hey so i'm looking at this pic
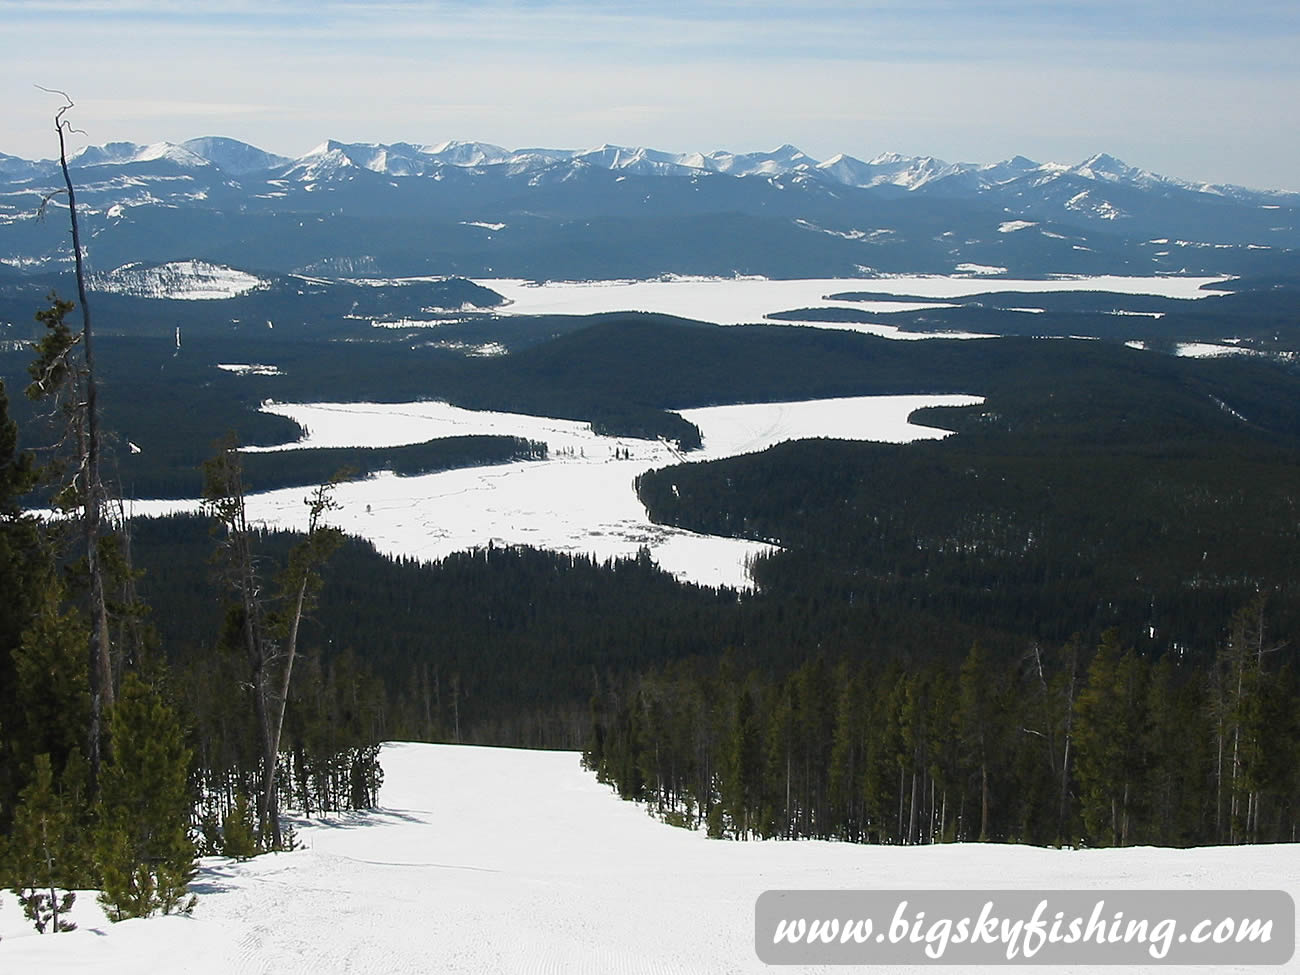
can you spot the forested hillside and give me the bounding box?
[113,329,1300,850]
[3,258,1299,943]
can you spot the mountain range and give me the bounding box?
[0,137,1296,281]
[18,136,1291,201]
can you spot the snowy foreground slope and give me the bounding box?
[4,743,1295,974]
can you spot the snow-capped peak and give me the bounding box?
[867,151,912,166]
[182,137,290,175]
[699,144,821,177]
[422,140,511,166]
[1074,152,1142,182]
[134,141,212,168]
[814,153,878,186]
[71,140,211,169]
[5,136,1290,206]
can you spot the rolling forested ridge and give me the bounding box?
[2,294,1300,923]
[2,124,1300,939]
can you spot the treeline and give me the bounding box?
[838,283,1300,351]
[9,303,1300,503]
[125,516,744,747]
[129,434,547,499]
[0,325,705,497]
[635,338,1300,657]
[587,604,1300,848]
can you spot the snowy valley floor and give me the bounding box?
[128,394,982,590]
[3,742,1296,974]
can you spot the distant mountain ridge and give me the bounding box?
[25,135,1292,202]
[0,136,1296,281]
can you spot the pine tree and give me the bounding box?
[827,663,865,841]
[220,792,258,860]
[1073,630,1149,846]
[925,667,960,844]
[95,671,197,920]
[1212,597,1283,844]
[723,682,762,838]
[10,581,90,791]
[0,378,47,829]
[1144,654,1211,846]
[763,680,796,839]
[6,754,81,934]
[958,643,1000,841]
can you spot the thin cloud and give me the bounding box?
[0,0,1296,188]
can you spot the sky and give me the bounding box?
[2,0,1297,190]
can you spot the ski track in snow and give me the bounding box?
[3,743,1296,974]
[127,395,983,589]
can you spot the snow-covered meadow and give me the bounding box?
[91,260,268,300]
[131,394,982,589]
[4,742,1294,974]
[123,271,1240,586]
[476,274,1230,339]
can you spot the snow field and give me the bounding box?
[129,395,982,589]
[4,742,1296,974]
[477,274,1230,340]
[92,260,267,300]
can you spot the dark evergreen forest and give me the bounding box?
[2,274,1299,938]
[112,316,1300,849]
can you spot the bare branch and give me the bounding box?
[35,84,73,111]
[36,188,69,223]
[34,86,87,137]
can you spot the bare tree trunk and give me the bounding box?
[48,92,113,789]
[784,751,791,839]
[896,766,905,844]
[263,480,342,844]
[980,763,990,842]
[451,673,461,743]
[1058,731,1072,843]
[907,769,919,844]
[262,572,307,847]
[1215,725,1225,842]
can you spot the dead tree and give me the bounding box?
[31,87,114,788]
[263,478,343,844]
[204,441,343,848]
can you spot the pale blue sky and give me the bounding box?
[3,0,1297,189]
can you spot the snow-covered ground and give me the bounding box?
[4,742,1294,974]
[217,363,285,376]
[476,274,1230,339]
[91,260,268,300]
[1174,342,1266,358]
[128,394,980,589]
